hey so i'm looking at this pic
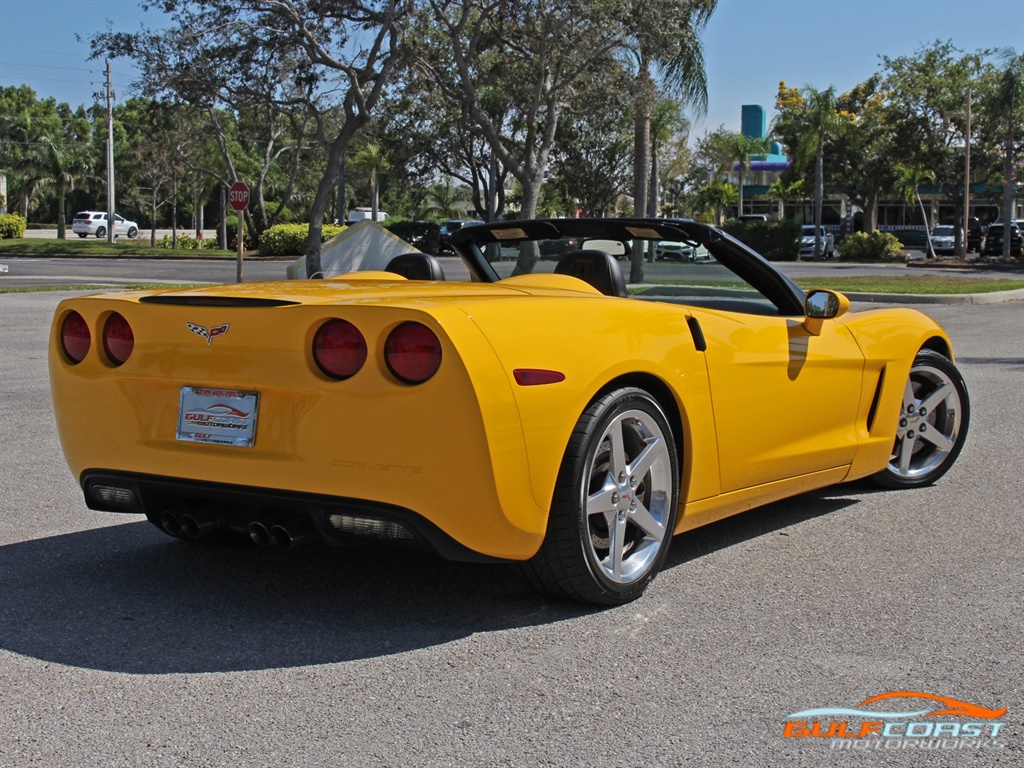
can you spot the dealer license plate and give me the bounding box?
[177,386,259,447]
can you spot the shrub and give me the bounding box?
[0,213,27,239]
[257,223,345,256]
[158,232,224,250]
[837,231,904,261]
[721,219,801,261]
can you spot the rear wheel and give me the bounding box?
[522,388,679,605]
[873,350,969,489]
[77,233,86,238]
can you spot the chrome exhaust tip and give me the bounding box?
[180,513,220,540]
[160,511,182,537]
[269,520,310,551]
[248,521,272,547]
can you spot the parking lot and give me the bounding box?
[0,291,1021,767]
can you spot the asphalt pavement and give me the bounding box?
[0,290,1022,767]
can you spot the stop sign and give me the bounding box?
[228,181,250,211]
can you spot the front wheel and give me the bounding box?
[872,350,969,489]
[521,388,680,605]
[95,226,106,239]
[127,226,138,239]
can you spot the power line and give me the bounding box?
[0,75,98,85]
[1,61,100,73]
[0,45,92,58]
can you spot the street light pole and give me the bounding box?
[105,59,116,245]
[961,87,971,260]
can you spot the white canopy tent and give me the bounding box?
[285,220,422,279]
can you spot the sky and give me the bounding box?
[1,0,1022,139]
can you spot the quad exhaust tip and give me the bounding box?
[248,520,308,550]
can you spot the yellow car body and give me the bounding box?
[48,218,969,604]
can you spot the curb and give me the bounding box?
[632,285,1024,305]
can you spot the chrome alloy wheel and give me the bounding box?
[886,354,967,482]
[582,408,674,585]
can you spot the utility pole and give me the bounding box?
[961,87,971,260]
[105,59,116,245]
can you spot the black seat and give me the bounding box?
[385,253,446,281]
[554,249,627,297]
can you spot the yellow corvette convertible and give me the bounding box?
[48,218,969,605]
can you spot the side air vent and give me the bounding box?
[866,367,886,432]
[139,296,299,307]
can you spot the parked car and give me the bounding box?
[737,214,768,223]
[981,221,1023,257]
[437,219,481,254]
[72,211,139,239]
[49,217,970,606]
[348,208,389,222]
[929,225,961,256]
[799,225,835,258]
[654,241,694,261]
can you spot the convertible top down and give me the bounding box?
[49,218,969,604]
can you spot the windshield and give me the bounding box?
[933,226,954,236]
[299,218,808,317]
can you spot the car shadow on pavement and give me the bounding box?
[0,490,860,675]
[665,490,860,569]
[0,520,584,674]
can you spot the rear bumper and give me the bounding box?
[83,470,513,563]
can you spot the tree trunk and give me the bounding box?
[737,163,744,217]
[629,65,652,286]
[647,143,659,218]
[511,178,543,276]
[813,140,824,260]
[632,65,654,220]
[171,168,178,249]
[916,193,935,258]
[150,188,158,248]
[337,155,347,224]
[1003,125,1015,258]
[56,181,67,239]
[219,183,227,249]
[370,171,379,221]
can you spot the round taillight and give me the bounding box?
[385,322,442,384]
[313,319,367,379]
[103,312,134,366]
[60,310,91,364]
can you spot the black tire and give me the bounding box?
[95,226,106,239]
[127,226,138,239]
[521,387,680,605]
[77,233,87,238]
[872,350,969,489]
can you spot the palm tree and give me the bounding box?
[693,180,737,226]
[990,49,1023,258]
[894,163,936,258]
[727,133,769,217]
[422,179,469,220]
[39,136,91,239]
[788,86,848,259]
[766,178,805,220]
[622,0,717,282]
[351,143,390,221]
[648,99,690,218]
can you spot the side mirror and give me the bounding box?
[803,289,850,335]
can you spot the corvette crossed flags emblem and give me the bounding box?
[187,322,230,345]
